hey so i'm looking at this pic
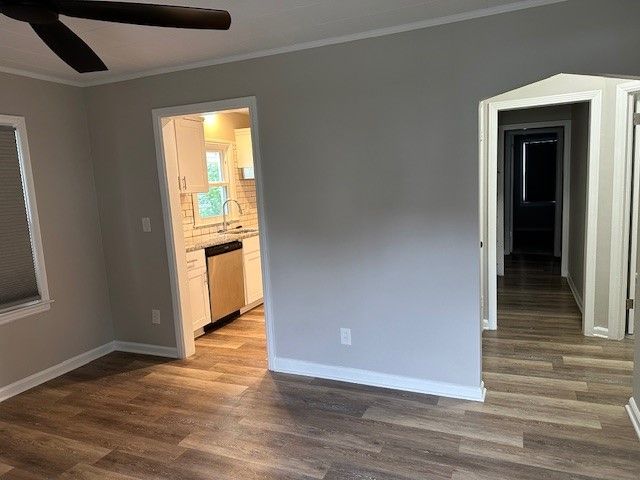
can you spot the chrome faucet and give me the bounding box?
[220,199,243,232]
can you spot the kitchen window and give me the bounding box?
[0,116,51,325]
[193,142,235,225]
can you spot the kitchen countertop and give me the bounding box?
[186,230,259,253]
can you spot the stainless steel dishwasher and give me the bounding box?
[205,241,245,322]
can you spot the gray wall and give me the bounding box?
[0,73,113,387]
[568,102,590,305]
[83,0,640,389]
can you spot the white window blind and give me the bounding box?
[0,125,40,310]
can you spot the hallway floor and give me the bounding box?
[0,281,638,479]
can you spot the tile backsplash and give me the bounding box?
[181,162,258,251]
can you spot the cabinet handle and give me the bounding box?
[182,177,187,190]
[178,175,182,191]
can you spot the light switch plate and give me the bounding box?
[152,309,161,325]
[142,217,152,233]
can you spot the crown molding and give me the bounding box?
[0,0,568,89]
[0,65,82,87]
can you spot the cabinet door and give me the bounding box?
[234,128,254,169]
[188,270,211,331]
[175,117,208,193]
[243,250,263,305]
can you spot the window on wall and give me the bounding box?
[0,117,50,325]
[193,143,234,224]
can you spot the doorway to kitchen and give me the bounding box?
[152,97,274,365]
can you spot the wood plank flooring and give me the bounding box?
[0,257,638,479]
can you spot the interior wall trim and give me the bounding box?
[626,397,640,441]
[566,274,584,314]
[591,326,609,338]
[0,340,178,403]
[272,357,487,402]
[0,342,115,402]
[112,341,178,358]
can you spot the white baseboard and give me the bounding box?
[566,275,584,314]
[482,318,489,330]
[0,342,115,402]
[241,298,264,314]
[272,357,486,402]
[626,397,640,441]
[113,341,178,358]
[0,340,178,403]
[591,326,609,338]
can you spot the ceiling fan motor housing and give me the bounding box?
[0,1,59,24]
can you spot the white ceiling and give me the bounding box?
[0,0,565,86]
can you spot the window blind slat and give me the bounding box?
[0,126,39,308]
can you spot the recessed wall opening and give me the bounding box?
[479,74,639,422]
[152,97,274,363]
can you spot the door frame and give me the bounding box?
[609,81,640,339]
[626,101,639,336]
[151,96,276,363]
[498,122,571,277]
[480,91,602,334]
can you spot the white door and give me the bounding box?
[175,117,208,193]
[628,100,640,335]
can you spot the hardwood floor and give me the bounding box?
[0,261,638,479]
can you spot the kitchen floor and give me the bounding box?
[0,295,638,478]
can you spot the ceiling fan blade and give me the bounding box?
[30,20,107,73]
[54,1,231,30]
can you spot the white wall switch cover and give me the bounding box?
[152,309,161,324]
[340,328,351,346]
[142,217,152,232]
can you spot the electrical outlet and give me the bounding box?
[142,217,152,233]
[152,309,161,325]
[340,328,351,346]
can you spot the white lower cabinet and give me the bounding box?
[186,250,211,332]
[242,236,264,305]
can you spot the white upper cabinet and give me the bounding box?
[169,117,208,193]
[234,128,254,169]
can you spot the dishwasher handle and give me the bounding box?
[205,240,242,257]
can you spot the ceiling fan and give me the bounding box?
[0,1,231,73]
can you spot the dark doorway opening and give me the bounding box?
[510,132,560,256]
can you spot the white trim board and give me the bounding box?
[0,342,114,402]
[113,341,178,358]
[0,341,178,403]
[566,275,584,314]
[272,357,487,402]
[626,397,640,441]
[0,0,568,88]
[591,326,609,338]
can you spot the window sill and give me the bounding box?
[0,299,54,326]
